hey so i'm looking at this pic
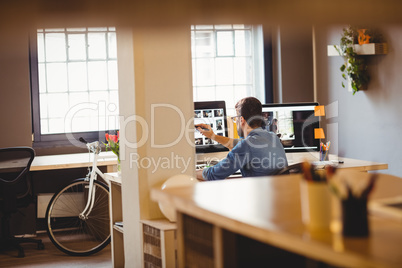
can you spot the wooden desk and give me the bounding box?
[31,152,117,219]
[197,151,388,172]
[0,151,118,235]
[31,151,118,171]
[286,152,388,172]
[151,173,402,268]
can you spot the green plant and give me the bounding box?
[104,132,120,163]
[335,26,370,95]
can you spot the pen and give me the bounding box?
[360,174,377,199]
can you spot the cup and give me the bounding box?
[300,180,332,230]
[341,197,369,237]
[320,149,329,161]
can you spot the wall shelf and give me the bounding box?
[327,43,388,56]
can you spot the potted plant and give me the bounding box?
[105,132,120,172]
[335,26,370,95]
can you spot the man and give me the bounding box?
[195,97,288,181]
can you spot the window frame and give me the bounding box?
[29,28,118,148]
[191,24,273,115]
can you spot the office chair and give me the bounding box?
[273,163,303,175]
[0,147,44,257]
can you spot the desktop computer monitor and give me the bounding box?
[194,101,229,154]
[262,102,320,152]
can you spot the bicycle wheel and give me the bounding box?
[46,178,111,256]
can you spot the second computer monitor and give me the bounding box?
[262,102,320,152]
[194,101,229,153]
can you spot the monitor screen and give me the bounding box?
[262,102,320,152]
[194,101,229,153]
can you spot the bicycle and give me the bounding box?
[45,138,112,256]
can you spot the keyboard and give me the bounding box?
[196,162,241,175]
[196,160,219,170]
[195,164,208,170]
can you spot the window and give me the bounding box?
[191,25,265,116]
[30,27,119,144]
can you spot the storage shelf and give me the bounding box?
[328,43,388,56]
[141,219,177,268]
[114,224,124,234]
[105,173,124,268]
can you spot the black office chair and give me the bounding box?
[0,147,44,257]
[272,163,303,175]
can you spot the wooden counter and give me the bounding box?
[197,151,388,172]
[151,173,402,268]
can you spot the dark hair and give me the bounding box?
[235,97,263,128]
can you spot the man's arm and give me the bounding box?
[195,123,235,150]
[196,169,205,181]
[201,146,245,181]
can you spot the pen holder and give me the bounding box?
[320,149,329,161]
[341,197,369,237]
[300,180,332,231]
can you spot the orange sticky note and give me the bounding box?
[314,105,325,116]
[314,128,325,139]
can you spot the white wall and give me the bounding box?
[315,25,402,176]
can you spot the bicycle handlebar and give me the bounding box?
[79,137,101,154]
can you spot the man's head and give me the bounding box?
[235,97,263,128]
[234,97,263,138]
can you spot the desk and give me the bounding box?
[1,151,118,235]
[151,173,402,268]
[31,152,117,219]
[197,151,388,172]
[31,151,117,171]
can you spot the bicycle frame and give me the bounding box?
[79,141,114,220]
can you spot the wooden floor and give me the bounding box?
[0,232,112,267]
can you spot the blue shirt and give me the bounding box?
[202,128,288,180]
